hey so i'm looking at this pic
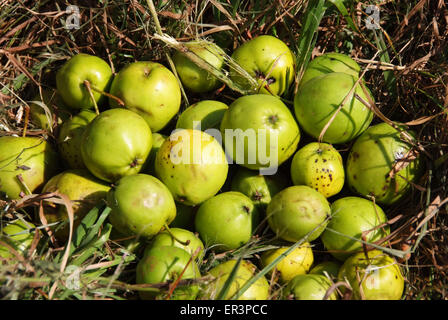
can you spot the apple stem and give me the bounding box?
[83,80,100,115]
[163,224,191,246]
[88,84,126,107]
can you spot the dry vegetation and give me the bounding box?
[0,0,447,300]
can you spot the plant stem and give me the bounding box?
[145,0,190,107]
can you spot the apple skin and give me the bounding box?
[81,108,152,183]
[320,197,390,261]
[290,142,344,198]
[142,132,166,175]
[283,274,338,300]
[0,136,59,200]
[346,122,421,205]
[145,227,204,260]
[58,110,97,169]
[107,174,176,239]
[299,52,361,87]
[309,261,341,278]
[266,185,331,242]
[173,41,225,93]
[294,72,374,144]
[136,245,201,300]
[205,259,270,300]
[155,129,228,206]
[176,100,228,131]
[230,166,288,211]
[231,35,295,96]
[29,88,70,130]
[194,191,259,252]
[56,53,113,110]
[260,243,314,283]
[42,169,111,239]
[109,61,181,132]
[0,219,36,259]
[338,250,404,300]
[220,94,300,171]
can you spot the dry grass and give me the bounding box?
[0,0,447,300]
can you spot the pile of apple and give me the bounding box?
[0,35,421,300]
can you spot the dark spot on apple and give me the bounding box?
[266,77,276,85]
[329,174,333,181]
[243,205,250,213]
[253,190,263,201]
[130,158,139,168]
[268,114,278,125]
[353,174,357,180]
[323,159,327,163]
[314,159,318,163]
[352,152,360,160]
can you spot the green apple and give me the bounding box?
[321,197,390,261]
[41,169,111,239]
[290,142,344,198]
[283,274,338,300]
[195,191,259,252]
[29,88,69,131]
[173,41,225,93]
[56,53,113,109]
[294,72,374,144]
[176,100,228,130]
[145,227,204,260]
[0,136,59,200]
[260,243,314,283]
[109,61,181,132]
[346,122,421,205]
[231,35,295,96]
[155,129,228,206]
[81,108,152,182]
[143,132,166,175]
[0,219,36,259]
[220,94,300,171]
[299,52,360,87]
[230,166,288,210]
[267,185,331,242]
[107,174,176,238]
[206,259,269,300]
[338,250,404,300]
[58,110,97,169]
[309,261,341,278]
[136,245,201,300]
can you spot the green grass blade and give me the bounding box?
[373,29,398,97]
[294,0,327,91]
[215,256,242,300]
[327,0,359,33]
